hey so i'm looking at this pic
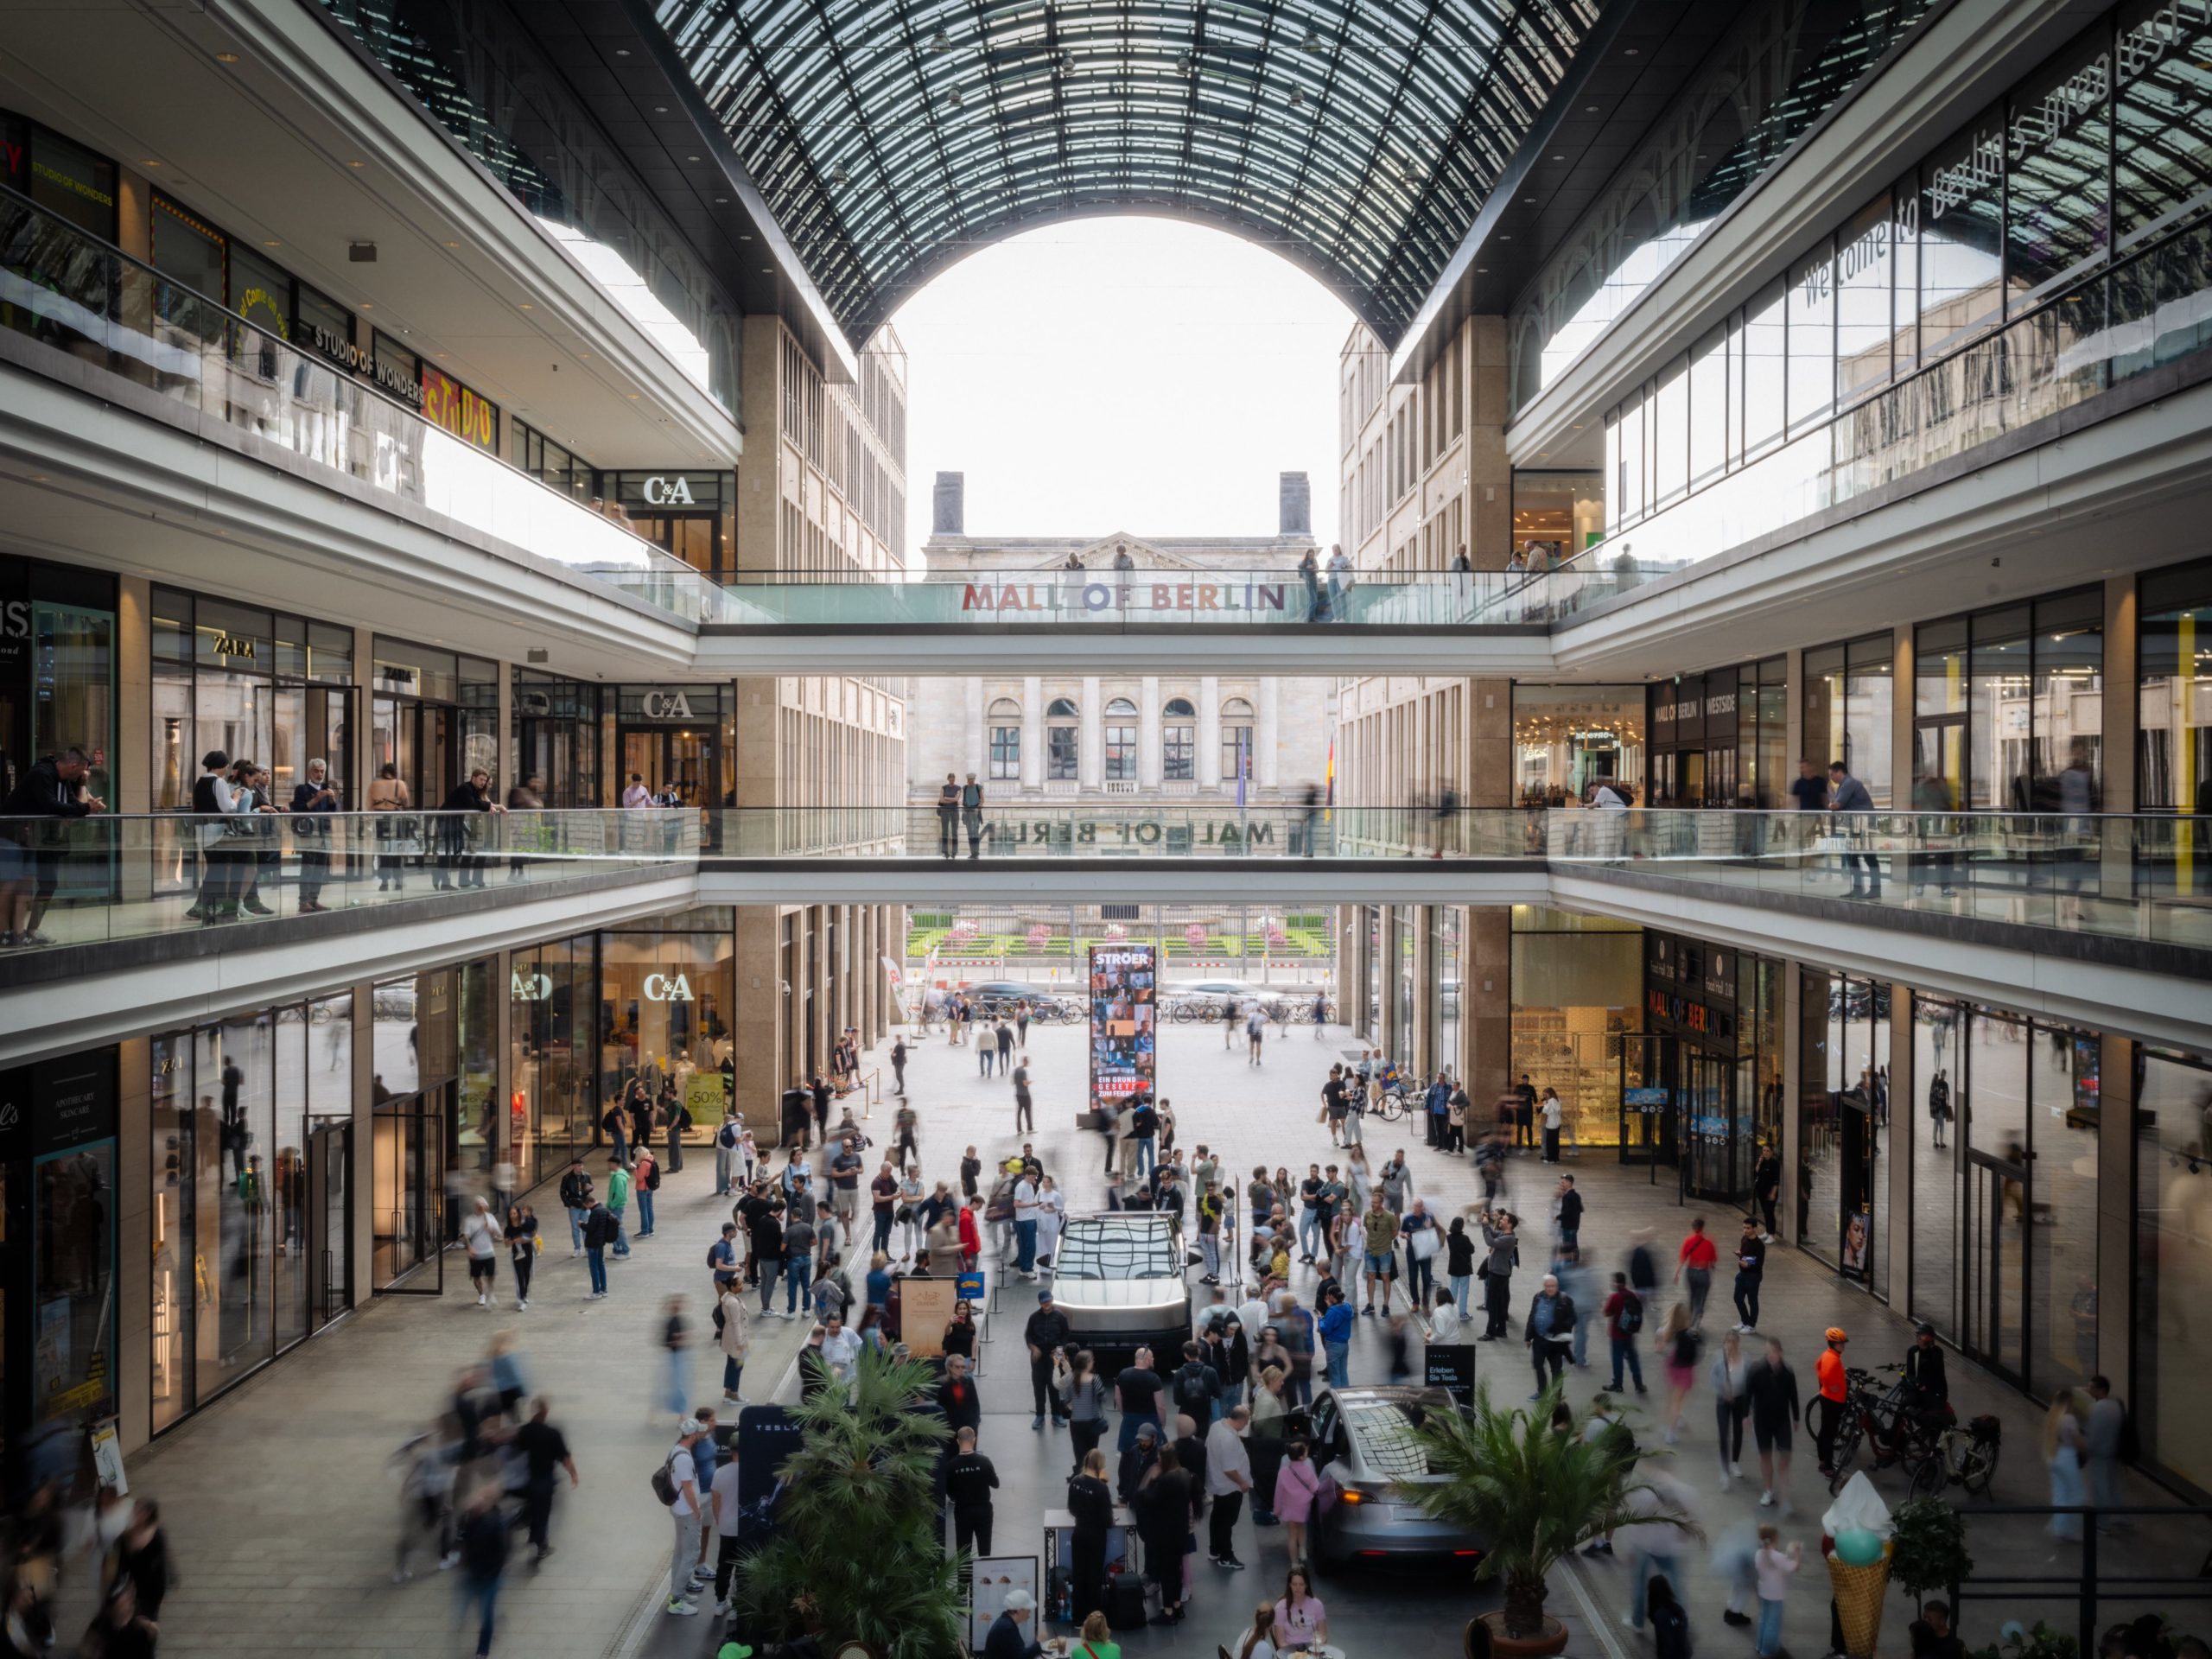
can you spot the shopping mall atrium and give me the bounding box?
[1,0,2209,1654]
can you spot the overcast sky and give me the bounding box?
[889,217,1352,563]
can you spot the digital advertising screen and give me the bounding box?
[1088,944,1156,1116]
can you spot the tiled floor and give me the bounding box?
[75,1013,2188,1659]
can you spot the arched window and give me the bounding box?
[1221,696,1255,782]
[1046,696,1078,779]
[1104,697,1138,780]
[988,697,1021,780]
[1162,696,1196,780]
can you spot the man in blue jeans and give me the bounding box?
[1604,1273,1648,1394]
[780,1212,816,1315]
[1318,1287,1354,1386]
[582,1199,615,1298]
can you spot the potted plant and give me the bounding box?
[733,1349,963,1658]
[1414,1382,1691,1657]
[1890,1496,1974,1608]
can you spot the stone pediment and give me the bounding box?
[1039,535,1208,572]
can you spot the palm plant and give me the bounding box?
[1412,1382,1694,1639]
[732,1347,963,1658]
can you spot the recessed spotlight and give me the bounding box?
[655,105,669,112]
[214,51,240,63]
[519,302,534,309]
[626,391,640,399]
[142,158,161,168]
[1624,46,1640,54]
[444,239,460,248]
[346,159,365,168]
[687,154,701,162]
[616,47,630,55]
[715,196,728,204]
[263,238,282,246]
[760,267,772,273]
[359,302,373,309]
[1498,234,1512,241]
[1552,155,1565,162]
[435,351,448,358]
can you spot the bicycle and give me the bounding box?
[1827,1363,1949,1493]
[1908,1410,2002,1498]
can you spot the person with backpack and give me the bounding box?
[654,1418,708,1616]
[1605,1272,1649,1394]
[712,1112,742,1197]
[1173,1339,1223,1431]
[558,1160,594,1257]
[663,1090,690,1173]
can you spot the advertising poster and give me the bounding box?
[966,1555,1039,1652]
[1088,944,1156,1117]
[734,1405,804,1551]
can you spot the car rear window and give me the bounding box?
[1054,1219,1182,1281]
[1344,1396,1456,1479]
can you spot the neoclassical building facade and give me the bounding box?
[906,475,1336,806]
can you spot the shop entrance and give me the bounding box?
[1681,1051,1747,1201]
[371,1097,442,1294]
[373,696,455,807]
[1963,1150,2029,1386]
[307,1122,352,1329]
[620,727,717,808]
[1618,1033,1679,1173]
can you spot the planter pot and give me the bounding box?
[1467,1611,1570,1659]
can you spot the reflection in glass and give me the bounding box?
[2136,1048,2212,1491]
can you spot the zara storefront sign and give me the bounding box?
[643,972,694,1002]
[961,580,1288,615]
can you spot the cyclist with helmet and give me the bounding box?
[1815,1328,1850,1477]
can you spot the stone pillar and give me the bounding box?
[1470,316,1511,568]
[1198,677,1222,788]
[1886,986,1914,1309]
[1139,677,1162,786]
[117,1036,151,1453]
[1781,963,1805,1246]
[1021,677,1044,790]
[2097,1033,2134,1389]
[1410,906,1435,1076]
[1258,678,1281,788]
[1783,648,1806,781]
[1467,907,1510,1113]
[116,577,151,816]
[735,906,785,1143]
[1891,633,1916,814]
[810,905,831,1082]
[963,677,985,781]
[1471,680,1511,805]
[1080,677,1103,789]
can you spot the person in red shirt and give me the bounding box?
[1815,1327,1850,1475]
[1674,1216,1720,1330]
[957,1201,983,1272]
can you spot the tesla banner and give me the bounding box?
[1089,944,1156,1118]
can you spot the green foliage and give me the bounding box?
[1889,1497,1973,1602]
[1967,1622,2081,1659]
[1411,1382,1698,1639]
[732,1350,962,1659]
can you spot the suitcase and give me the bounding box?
[1105,1574,1150,1632]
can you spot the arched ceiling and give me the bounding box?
[654,0,1603,345]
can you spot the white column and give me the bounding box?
[1080,676,1103,789]
[1198,677,1222,788]
[1021,676,1044,790]
[963,677,984,779]
[1139,677,1162,786]
[1259,677,1281,788]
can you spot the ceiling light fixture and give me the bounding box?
[346,159,365,168]
[215,51,240,63]
[444,239,461,248]
[519,302,534,309]
[263,238,281,246]
[142,159,161,168]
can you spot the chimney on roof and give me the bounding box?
[1280,472,1311,537]
[932,472,964,536]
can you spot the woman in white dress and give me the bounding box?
[1034,1175,1066,1271]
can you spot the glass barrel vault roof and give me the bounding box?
[654,0,1602,343]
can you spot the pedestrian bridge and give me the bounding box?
[3,808,2203,1063]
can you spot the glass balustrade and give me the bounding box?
[0,185,695,602]
[0,810,696,951]
[3,807,2202,960]
[1558,217,2212,593]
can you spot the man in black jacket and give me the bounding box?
[944,1425,1000,1554]
[1554,1175,1584,1255]
[6,745,103,943]
[434,767,504,890]
[289,757,340,912]
[938,1352,982,1440]
[1745,1337,1802,1514]
[557,1160,594,1257]
[1172,1339,1222,1430]
[1025,1289,1073,1430]
[581,1199,616,1299]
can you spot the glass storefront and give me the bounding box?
[2136,1046,2212,1496]
[149,589,353,811]
[0,556,116,806]
[1512,684,1646,805]
[1430,907,1462,1079]
[1641,933,1783,1201]
[1649,658,1788,807]
[371,639,497,808]
[2139,556,2212,814]
[601,910,734,1144]
[600,473,736,582]
[1797,971,1891,1294]
[0,1049,119,1455]
[512,671,601,809]
[371,968,459,1288]
[1510,907,1641,1149]
[510,932,598,1190]
[1913,590,2103,814]
[149,996,351,1433]
[1910,1000,2101,1399]
[1510,470,1606,563]
[1804,632,1895,806]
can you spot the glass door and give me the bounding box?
[307,1122,352,1328]
[1963,1151,2029,1384]
[1681,1051,1742,1199]
[371,1100,442,1293]
[1913,719,1966,814]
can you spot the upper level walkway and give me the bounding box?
[5,806,2205,1062]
